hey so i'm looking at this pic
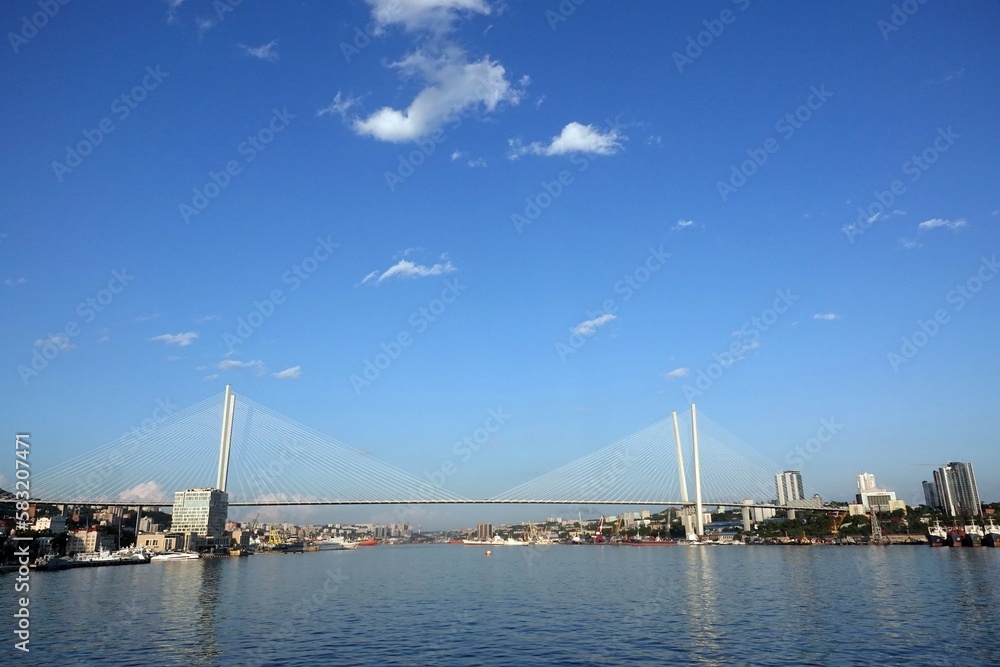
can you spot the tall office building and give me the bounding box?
[922,480,940,509]
[170,488,229,538]
[933,462,982,517]
[856,472,878,494]
[775,470,805,505]
[476,523,493,540]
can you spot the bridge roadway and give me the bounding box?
[6,498,843,513]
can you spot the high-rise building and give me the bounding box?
[933,462,982,517]
[922,480,940,509]
[170,488,229,538]
[856,472,878,494]
[775,471,805,505]
[476,523,493,540]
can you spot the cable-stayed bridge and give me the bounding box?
[23,387,807,534]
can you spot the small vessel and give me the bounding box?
[150,551,201,561]
[944,526,965,547]
[357,539,377,547]
[982,519,1000,548]
[962,523,984,547]
[621,538,678,547]
[927,520,947,547]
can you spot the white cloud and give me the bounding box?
[151,332,198,347]
[218,359,265,374]
[918,218,967,231]
[509,121,624,159]
[317,91,359,118]
[361,258,457,285]
[352,53,524,142]
[665,367,689,379]
[451,149,466,160]
[119,480,166,502]
[203,374,219,381]
[166,0,187,24]
[813,313,840,321]
[196,17,216,37]
[240,40,279,62]
[4,277,26,286]
[673,219,695,232]
[572,313,616,336]
[34,335,74,351]
[467,157,486,168]
[195,314,221,323]
[899,237,922,250]
[135,312,160,322]
[367,0,490,33]
[273,366,302,380]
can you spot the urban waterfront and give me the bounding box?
[5,544,999,666]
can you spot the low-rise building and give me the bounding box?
[67,528,116,554]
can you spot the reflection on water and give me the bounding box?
[4,545,999,666]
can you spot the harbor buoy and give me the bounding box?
[485,550,492,556]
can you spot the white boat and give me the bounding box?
[150,551,201,561]
[316,537,358,551]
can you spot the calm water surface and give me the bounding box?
[4,544,999,666]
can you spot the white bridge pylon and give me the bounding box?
[28,389,783,514]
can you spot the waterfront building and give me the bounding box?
[135,532,185,552]
[933,462,983,517]
[33,515,67,533]
[775,471,805,505]
[922,480,940,509]
[67,527,116,554]
[476,523,493,540]
[170,488,229,549]
[856,472,877,494]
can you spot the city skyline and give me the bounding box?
[2,2,999,528]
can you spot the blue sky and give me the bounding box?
[2,0,999,527]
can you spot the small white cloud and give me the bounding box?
[353,54,524,143]
[673,219,695,232]
[367,0,491,33]
[317,91,359,118]
[203,374,219,381]
[899,237,922,250]
[151,332,198,347]
[3,277,26,286]
[239,40,279,62]
[272,366,302,380]
[451,150,466,161]
[572,313,616,337]
[813,313,840,321]
[196,17,216,37]
[918,218,967,231]
[34,335,74,351]
[467,157,487,168]
[510,121,624,159]
[135,312,160,322]
[218,359,265,374]
[119,480,165,503]
[166,0,187,24]
[647,135,662,146]
[665,367,689,379]
[195,314,221,323]
[361,258,457,285]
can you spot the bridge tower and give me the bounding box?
[672,410,693,539]
[215,384,236,492]
[691,403,705,537]
[673,404,706,539]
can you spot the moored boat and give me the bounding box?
[982,519,1000,548]
[962,523,984,547]
[357,539,377,547]
[927,520,947,547]
[150,551,200,561]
